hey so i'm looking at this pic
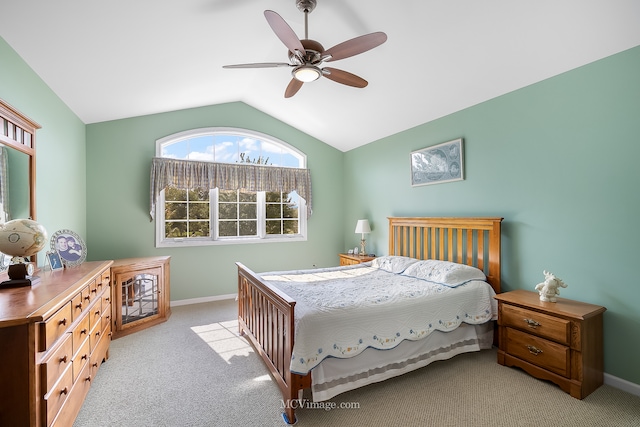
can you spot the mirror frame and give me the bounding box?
[0,98,39,265]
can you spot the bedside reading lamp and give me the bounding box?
[354,219,371,256]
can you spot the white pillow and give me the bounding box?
[371,256,419,273]
[401,259,486,287]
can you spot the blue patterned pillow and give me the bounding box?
[371,256,419,273]
[401,259,485,287]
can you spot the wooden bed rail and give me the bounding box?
[388,217,503,293]
[236,262,310,424]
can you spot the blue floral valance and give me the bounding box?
[149,157,312,220]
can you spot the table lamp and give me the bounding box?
[354,219,371,256]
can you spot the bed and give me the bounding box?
[237,217,503,424]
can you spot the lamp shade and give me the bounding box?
[354,219,371,234]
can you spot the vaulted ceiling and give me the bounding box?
[2,1,639,151]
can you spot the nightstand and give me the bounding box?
[339,253,375,266]
[495,289,606,399]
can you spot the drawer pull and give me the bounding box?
[81,328,88,335]
[95,310,101,316]
[59,355,68,364]
[84,295,91,301]
[58,318,67,326]
[81,354,88,360]
[527,345,543,356]
[85,375,92,383]
[60,387,68,396]
[75,302,83,310]
[523,318,540,328]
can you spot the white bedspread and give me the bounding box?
[259,263,497,375]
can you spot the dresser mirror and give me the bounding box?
[0,98,39,272]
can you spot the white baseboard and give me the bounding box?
[170,293,237,307]
[605,373,640,397]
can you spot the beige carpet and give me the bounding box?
[74,299,640,427]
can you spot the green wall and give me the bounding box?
[0,37,87,259]
[343,46,640,385]
[85,103,345,300]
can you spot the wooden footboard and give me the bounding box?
[236,262,311,424]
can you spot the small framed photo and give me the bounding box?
[411,138,464,186]
[47,251,64,271]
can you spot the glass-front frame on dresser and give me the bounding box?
[110,256,171,339]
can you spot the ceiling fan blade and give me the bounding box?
[264,10,306,56]
[323,32,387,62]
[223,62,292,69]
[322,67,368,88]
[285,79,304,98]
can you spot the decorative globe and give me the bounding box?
[0,219,48,258]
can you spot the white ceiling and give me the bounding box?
[1,1,639,152]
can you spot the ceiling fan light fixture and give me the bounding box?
[292,65,322,82]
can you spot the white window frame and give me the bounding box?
[155,127,308,248]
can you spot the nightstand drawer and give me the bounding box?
[502,304,570,344]
[505,327,570,377]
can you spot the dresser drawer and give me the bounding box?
[40,302,73,352]
[501,304,570,345]
[505,327,570,377]
[41,333,73,394]
[101,285,111,309]
[72,338,91,383]
[72,313,90,355]
[102,303,112,332]
[71,286,90,321]
[89,317,103,352]
[89,301,103,330]
[43,363,74,427]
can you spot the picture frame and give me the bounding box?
[410,138,464,186]
[46,251,64,271]
[50,229,87,267]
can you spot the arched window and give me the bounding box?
[152,128,309,247]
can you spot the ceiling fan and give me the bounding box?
[222,0,387,98]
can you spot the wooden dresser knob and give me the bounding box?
[59,318,67,326]
[60,387,68,396]
[59,355,67,364]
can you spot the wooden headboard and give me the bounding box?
[388,217,503,293]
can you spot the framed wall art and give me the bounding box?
[410,138,464,186]
[50,229,87,267]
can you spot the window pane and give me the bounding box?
[219,204,238,219]
[283,202,298,219]
[265,191,282,203]
[188,187,209,201]
[219,190,237,202]
[239,220,257,236]
[166,222,187,238]
[266,204,281,219]
[266,220,281,235]
[189,221,210,237]
[283,220,298,234]
[165,187,187,202]
[239,203,256,219]
[166,202,187,220]
[219,221,237,237]
[239,191,257,202]
[189,202,210,219]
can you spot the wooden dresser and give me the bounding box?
[338,253,376,266]
[495,290,606,399]
[0,261,113,427]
